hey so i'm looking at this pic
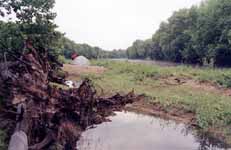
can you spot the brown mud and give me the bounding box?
[126,100,196,125]
[63,64,106,80]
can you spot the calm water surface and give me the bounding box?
[77,111,230,150]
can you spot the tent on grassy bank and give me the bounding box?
[71,53,90,66]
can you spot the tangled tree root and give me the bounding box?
[0,47,143,149]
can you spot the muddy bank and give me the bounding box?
[125,99,231,146]
[63,64,106,80]
[126,100,196,125]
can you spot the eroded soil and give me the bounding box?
[63,64,106,80]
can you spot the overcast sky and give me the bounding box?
[54,0,202,50]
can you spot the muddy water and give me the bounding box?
[77,111,230,150]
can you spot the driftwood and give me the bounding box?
[0,45,142,149]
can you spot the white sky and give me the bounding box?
[54,0,202,50]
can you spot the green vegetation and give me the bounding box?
[82,60,231,142]
[127,0,231,67]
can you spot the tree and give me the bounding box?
[214,44,231,67]
[0,0,61,62]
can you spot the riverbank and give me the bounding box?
[64,60,231,145]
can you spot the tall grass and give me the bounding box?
[93,60,231,88]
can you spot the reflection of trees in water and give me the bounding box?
[140,112,230,150]
[184,126,230,150]
[195,132,230,150]
[154,117,230,150]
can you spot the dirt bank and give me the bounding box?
[125,100,196,125]
[63,64,106,80]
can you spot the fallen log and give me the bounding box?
[0,44,142,149]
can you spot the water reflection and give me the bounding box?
[77,111,230,150]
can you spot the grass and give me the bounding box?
[70,60,231,143]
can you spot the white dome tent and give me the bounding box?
[71,56,90,66]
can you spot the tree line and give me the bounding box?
[2,0,231,67]
[127,0,231,67]
[60,37,127,60]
